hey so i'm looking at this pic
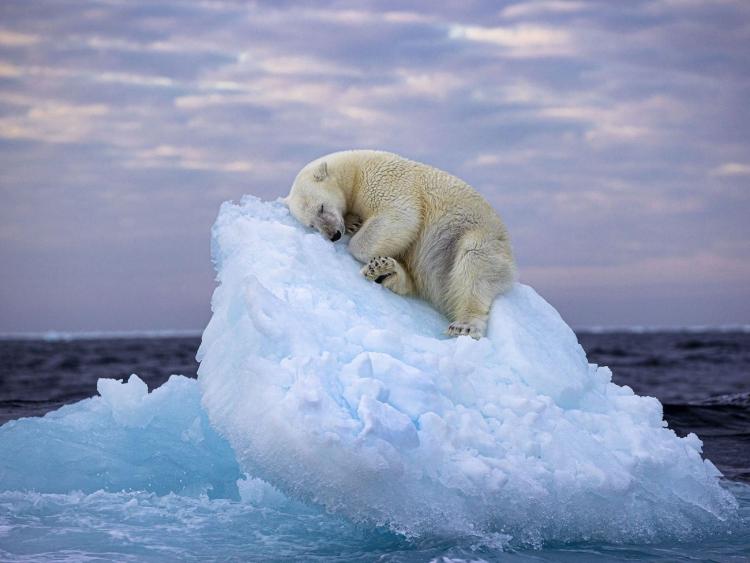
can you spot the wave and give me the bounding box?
[576,325,750,334]
[0,329,203,341]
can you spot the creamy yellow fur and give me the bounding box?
[285,150,516,338]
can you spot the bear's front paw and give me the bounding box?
[447,321,484,339]
[361,256,397,284]
[344,213,363,235]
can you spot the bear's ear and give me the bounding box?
[312,161,328,182]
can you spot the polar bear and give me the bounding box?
[284,150,516,338]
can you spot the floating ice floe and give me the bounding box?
[195,196,738,545]
[0,374,241,498]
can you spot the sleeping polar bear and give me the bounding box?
[284,150,516,338]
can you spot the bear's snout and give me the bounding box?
[315,210,344,242]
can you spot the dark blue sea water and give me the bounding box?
[1,331,748,561]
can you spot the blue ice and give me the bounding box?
[0,196,743,560]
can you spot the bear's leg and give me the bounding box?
[348,213,420,264]
[445,233,515,339]
[361,256,415,296]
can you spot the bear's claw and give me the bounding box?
[344,213,363,235]
[447,322,484,339]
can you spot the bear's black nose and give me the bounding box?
[331,230,342,242]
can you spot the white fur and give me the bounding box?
[286,150,517,338]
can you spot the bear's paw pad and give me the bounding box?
[361,256,397,284]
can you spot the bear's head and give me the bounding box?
[284,160,346,242]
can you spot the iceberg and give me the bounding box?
[0,195,741,555]
[196,196,738,544]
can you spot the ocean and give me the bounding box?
[1,330,748,561]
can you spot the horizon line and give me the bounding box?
[1,325,749,341]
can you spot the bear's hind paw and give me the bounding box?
[447,321,484,339]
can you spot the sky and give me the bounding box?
[0,0,749,332]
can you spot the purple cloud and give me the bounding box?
[1,0,749,330]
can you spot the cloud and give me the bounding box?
[500,1,589,20]
[0,0,748,329]
[524,252,750,290]
[0,102,109,143]
[125,144,257,173]
[712,162,750,177]
[539,95,689,146]
[299,9,437,26]
[0,62,22,77]
[448,24,577,57]
[0,30,39,46]
[0,62,179,89]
